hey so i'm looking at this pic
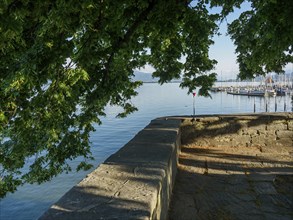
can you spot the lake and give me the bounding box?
[0,82,292,220]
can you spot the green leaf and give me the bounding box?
[1,0,290,198]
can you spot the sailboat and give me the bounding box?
[264,76,276,97]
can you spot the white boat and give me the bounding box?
[265,89,276,97]
[227,89,265,96]
[248,90,265,96]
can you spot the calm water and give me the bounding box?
[0,82,292,220]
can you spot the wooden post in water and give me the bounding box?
[254,97,256,112]
[192,92,196,120]
[275,97,277,112]
[284,102,287,112]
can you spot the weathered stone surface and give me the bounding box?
[231,135,251,147]
[288,121,293,130]
[196,116,220,122]
[40,164,164,220]
[276,130,293,139]
[267,121,288,131]
[251,135,265,147]
[39,113,292,220]
[169,113,293,220]
[39,118,181,220]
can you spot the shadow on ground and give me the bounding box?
[169,113,293,220]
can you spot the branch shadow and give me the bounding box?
[170,148,293,220]
[169,113,293,220]
[181,147,293,166]
[182,114,293,145]
[39,167,163,220]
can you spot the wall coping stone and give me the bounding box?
[39,118,182,220]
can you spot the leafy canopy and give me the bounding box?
[0,0,292,197]
[211,0,293,79]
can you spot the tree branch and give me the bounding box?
[102,0,157,85]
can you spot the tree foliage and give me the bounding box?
[0,0,292,197]
[211,0,293,79]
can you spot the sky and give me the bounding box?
[208,2,251,80]
[138,2,292,80]
[210,2,292,80]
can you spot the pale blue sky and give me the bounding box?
[208,2,252,80]
[209,2,292,79]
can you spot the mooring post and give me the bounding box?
[284,102,286,112]
[192,92,196,121]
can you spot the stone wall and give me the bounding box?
[169,112,292,220]
[181,113,293,153]
[39,113,292,220]
[39,118,181,220]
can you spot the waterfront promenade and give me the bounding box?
[169,114,293,220]
[39,113,292,220]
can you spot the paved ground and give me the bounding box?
[168,114,293,220]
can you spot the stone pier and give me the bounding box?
[39,118,181,220]
[169,113,293,220]
[39,113,293,220]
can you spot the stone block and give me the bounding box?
[261,134,277,150]
[240,128,252,135]
[230,135,251,147]
[39,164,165,220]
[275,130,293,139]
[276,138,293,147]
[265,129,277,136]
[267,121,288,131]
[196,117,220,123]
[247,125,267,132]
[288,121,293,130]
[251,136,265,147]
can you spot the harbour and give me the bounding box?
[211,82,292,97]
[212,85,292,97]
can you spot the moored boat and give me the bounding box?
[276,88,286,96]
[227,89,265,96]
[265,89,276,97]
